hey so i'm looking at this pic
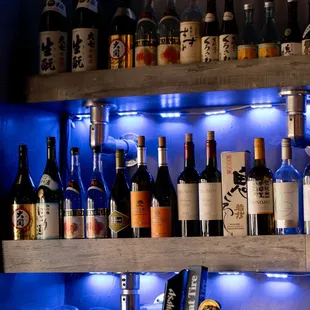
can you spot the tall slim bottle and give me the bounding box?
[177,133,200,237]
[304,159,310,234]
[302,0,310,55]
[37,137,64,239]
[64,147,85,239]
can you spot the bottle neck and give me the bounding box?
[282,159,292,166]
[254,146,266,166]
[137,147,147,167]
[206,140,217,169]
[207,0,216,14]
[120,0,130,8]
[70,154,81,176]
[167,0,176,10]
[158,147,167,167]
[265,5,274,21]
[188,0,198,7]
[288,1,298,25]
[245,9,254,25]
[185,142,195,168]
[93,153,102,173]
[224,0,235,13]
[19,151,29,171]
[144,0,154,9]
[47,146,57,163]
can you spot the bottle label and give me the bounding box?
[219,34,237,61]
[64,209,84,239]
[158,37,180,65]
[303,25,310,39]
[42,0,67,17]
[11,204,36,240]
[258,43,280,58]
[180,22,201,64]
[205,13,215,23]
[247,181,274,214]
[151,207,171,238]
[177,183,199,220]
[86,208,108,238]
[223,12,234,21]
[281,42,301,56]
[109,209,130,233]
[274,182,299,228]
[201,36,219,62]
[40,31,67,75]
[238,45,257,60]
[135,39,158,67]
[198,183,222,220]
[77,0,98,13]
[302,39,310,55]
[304,184,310,221]
[72,28,98,72]
[109,35,134,69]
[39,174,60,190]
[36,202,60,239]
[130,191,151,228]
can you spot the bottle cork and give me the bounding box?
[138,136,145,147]
[185,133,193,142]
[158,136,166,147]
[207,131,215,141]
[254,138,265,160]
[254,138,264,147]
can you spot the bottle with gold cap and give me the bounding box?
[274,138,302,234]
[247,138,274,235]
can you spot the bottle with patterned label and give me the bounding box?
[258,2,280,58]
[86,147,110,238]
[302,0,310,55]
[108,0,136,69]
[158,0,180,65]
[219,0,238,61]
[180,0,203,64]
[37,137,64,239]
[201,0,219,63]
[72,0,99,72]
[39,0,68,75]
[238,4,258,60]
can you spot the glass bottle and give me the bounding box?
[304,159,310,234]
[302,0,310,55]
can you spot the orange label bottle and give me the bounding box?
[130,191,151,228]
[151,207,171,238]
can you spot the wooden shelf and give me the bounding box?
[2,235,308,273]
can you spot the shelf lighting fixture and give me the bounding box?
[205,110,226,116]
[265,273,288,279]
[117,112,138,116]
[160,112,181,118]
[250,104,273,109]
[89,272,108,275]
[218,272,240,275]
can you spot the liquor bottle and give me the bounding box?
[258,1,280,58]
[158,0,180,65]
[135,0,158,67]
[247,138,274,235]
[274,138,302,235]
[37,137,64,239]
[64,147,85,239]
[86,146,110,238]
[8,145,37,240]
[238,4,258,60]
[177,133,200,237]
[302,0,310,55]
[201,0,219,63]
[199,131,223,237]
[180,0,203,64]
[219,0,238,61]
[131,136,154,238]
[72,0,99,72]
[304,160,310,234]
[109,149,131,238]
[151,137,179,238]
[39,0,68,75]
[282,0,301,56]
[108,0,136,69]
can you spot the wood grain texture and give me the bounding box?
[2,235,306,273]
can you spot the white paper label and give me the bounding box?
[223,12,233,21]
[64,213,84,239]
[199,182,222,220]
[77,0,98,13]
[42,0,67,17]
[302,39,310,55]
[177,183,199,220]
[205,13,215,22]
[201,36,219,62]
[219,34,237,61]
[39,174,60,191]
[180,22,201,64]
[304,184,310,221]
[247,181,274,214]
[281,43,301,56]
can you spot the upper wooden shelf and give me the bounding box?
[2,235,309,273]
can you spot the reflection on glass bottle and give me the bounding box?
[302,0,310,55]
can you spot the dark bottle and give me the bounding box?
[219,0,238,61]
[177,133,200,237]
[8,145,37,240]
[37,137,64,239]
[86,146,110,238]
[201,0,219,63]
[302,0,310,55]
[108,0,136,69]
[135,0,158,67]
[282,0,301,56]
[64,147,85,239]
[199,132,223,237]
[131,136,154,238]
[39,0,68,75]
[151,137,179,238]
[109,149,131,238]
[72,0,99,71]
[238,4,258,60]
[247,138,274,235]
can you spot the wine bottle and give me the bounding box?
[86,146,110,238]
[135,0,158,67]
[109,149,131,238]
[37,137,64,239]
[8,145,37,240]
[219,0,238,61]
[180,0,203,64]
[72,0,99,72]
[177,133,200,237]
[247,138,274,235]
[199,131,223,237]
[108,0,136,69]
[131,136,154,238]
[274,138,302,235]
[238,4,258,60]
[39,0,68,75]
[158,0,180,65]
[201,0,219,63]
[302,0,310,55]
[151,137,179,238]
[304,159,310,234]
[64,147,85,239]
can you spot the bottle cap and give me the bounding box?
[265,1,274,7]
[282,138,291,147]
[282,138,292,160]
[185,133,193,142]
[93,146,101,154]
[198,299,221,310]
[71,147,80,155]
[158,136,166,147]
[47,136,56,146]
[244,4,254,10]
[116,149,125,168]
[138,136,145,147]
[207,131,215,141]
[254,138,265,147]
